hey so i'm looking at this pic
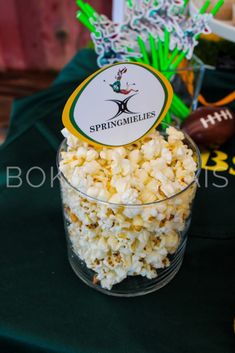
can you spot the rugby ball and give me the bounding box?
[182,106,235,148]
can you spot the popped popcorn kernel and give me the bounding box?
[59,126,198,290]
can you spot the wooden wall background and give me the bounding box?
[0,0,112,142]
[0,0,112,71]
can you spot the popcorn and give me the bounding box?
[164,231,180,254]
[86,149,99,161]
[120,188,139,204]
[83,160,100,174]
[59,126,198,290]
[129,149,141,164]
[167,126,185,143]
[76,146,87,159]
[87,186,100,198]
[109,193,122,204]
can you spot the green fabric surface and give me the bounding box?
[0,49,234,353]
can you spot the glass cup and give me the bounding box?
[57,126,201,297]
[162,55,205,126]
[167,55,205,111]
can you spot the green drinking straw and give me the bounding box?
[170,93,190,119]
[127,36,187,118]
[124,7,186,122]
[180,0,189,14]
[170,51,186,71]
[164,28,170,63]
[166,51,192,118]
[171,100,188,119]
[125,35,186,118]
[126,47,143,63]
[157,38,164,70]
[126,13,194,118]
[167,0,224,76]
[137,36,150,65]
[210,0,224,15]
[149,34,159,69]
[167,0,222,119]
[76,0,224,121]
[164,112,172,124]
[163,48,179,70]
[156,50,190,118]
[84,3,97,20]
[76,11,97,34]
[76,0,91,18]
[146,34,188,118]
[76,0,97,21]
[172,95,190,118]
[126,0,134,9]
[164,0,211,70]
[199,0,211,14]
[171,96,190,119]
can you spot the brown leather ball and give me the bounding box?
[182,106,235,148]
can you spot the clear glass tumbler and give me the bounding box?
[57,127,201,297]
[167,55,205,111]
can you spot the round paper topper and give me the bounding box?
[62,62,173,147]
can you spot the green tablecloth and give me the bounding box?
[0,49,234,353]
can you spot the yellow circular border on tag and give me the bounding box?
[62,62,173,148]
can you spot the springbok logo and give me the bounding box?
[105,67,139,120]
[62,62,173,147]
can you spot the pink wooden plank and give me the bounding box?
[0,0,26,70]
[14,0,47,69]
[0,37,6,71]
[38,0,80,70]
[0,0,113,71]
[36,0,113,69]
